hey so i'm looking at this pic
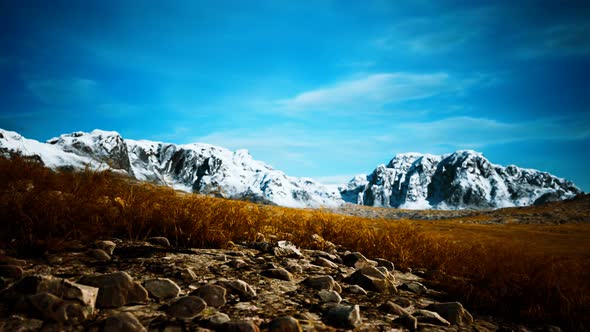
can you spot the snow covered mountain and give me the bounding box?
[1,128,582,210]
[0,129,342,208]
[341,150,582,209]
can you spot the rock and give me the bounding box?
[426,302,474,325]
[317,290,342,303]
[394,298,412,308]
[60,280,99,309]
[325,304,361,328]
[312,257,338,269]
[147,237,171,247]
[344,267,397,294]
[205,312,230,329]
[102,312,146,332]
[302,276,341,292]
[415,309,451,326]
[221,320,260,332]
[374,258,395,271]
[89,249,111,261]
[167,296,207,319]
[228,259,249,269]
[218,280,256,299]
[395,314,418,331]
[268,316,302,332]
[0,315,43,331]
[273,241,303,258]
[191,284,226,307]
[0,265,23,279]
[380,301,410,316]
[401,282,427,295]
[95,240,117,256]
[345,285,367,295]
[0,255,27,266]
[342,252,373,269]
[178,267,197,282]
[29,292,89,323]
[144,278,181,300]
[78,272,148,308]
[261,268,292,281]
[283,262,303,274]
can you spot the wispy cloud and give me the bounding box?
[276,72,462,112]
[25,78,100,105]
[390,116,590,149]
[514,22,590,58]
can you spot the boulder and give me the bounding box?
[218,280,256,299]
[325,304,361,328]
[191,284,226,307]
[261,268,292,281]
[344,267,397,294]
[102,312,146,332]
[78,272,148,308]
[144,278,181,300]
[167,296,207,319]
[302,276,341,292]
[268,316,302,332]
[426,302,473,325]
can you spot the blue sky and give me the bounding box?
[1,0,589,190]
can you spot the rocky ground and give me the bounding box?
[0,236,563,331]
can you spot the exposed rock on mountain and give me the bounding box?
[342,150,581,210]
[0,129,342,208]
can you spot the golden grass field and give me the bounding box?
[1,156,589,331]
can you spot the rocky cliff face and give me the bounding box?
[342,150,581,210]
[0,129,342,208]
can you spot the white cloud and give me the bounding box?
[276,72,457,111]
[391,116,590,149]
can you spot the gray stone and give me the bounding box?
[302,276,341,292]
[262,268,292,281]
[167,296,207,319]
[0,265,23,278]
[102,312,146,332]
[345,266,397,294]
[144,278,181,300]
[192,284,226,307]
[78,272,148,308]
[206,312,230,328]
[147,237,171,247]
[395,314,418,331]
[317,290,342,303]
[218,280,256,299]
[345,285,367,295]
[268,316,302,332]
[380,301,409,316]
[95,240,117,255]
[325,304,361,328]
[89,249,111,261]
[221,320,260,332]
[394,297,412,308]
[273,241,303,258]
[312,257,338,269]
[375,258,395,271]
[284,262,303,274]
[426,302,474,325]
[401,282,427,295]
[29,292,89,323]
[228,259,249,269]
[415,309,451,326]
[0,315,43,331]
[342,252,373,269]
[178,267,197,282]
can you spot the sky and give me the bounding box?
[1,0,589,190]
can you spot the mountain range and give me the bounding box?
[0,128,581,209]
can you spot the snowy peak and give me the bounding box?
[0,128,342,208]
[343,150,581,210]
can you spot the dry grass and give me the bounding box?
[1,156,589,331]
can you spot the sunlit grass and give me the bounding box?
[0,156,588,331]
